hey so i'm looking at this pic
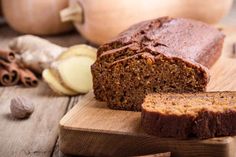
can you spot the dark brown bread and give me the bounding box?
[91,17,224,111]
[141,92,236,139]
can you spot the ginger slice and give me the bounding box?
[42,69,77,96]
[57,44,97,61]
[51,56,95,93]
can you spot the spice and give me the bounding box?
[0,59,20,86]
[0,49,38,87]
[10,96,34,119]
[0,50,16,62]
[19,69,38,87]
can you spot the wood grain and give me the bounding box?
[59,26,236,157]
[51,97,80,157]
[0,82,69,157]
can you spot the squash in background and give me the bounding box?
[177,0,233,23]
[61,0,233,45]
[2,0,73,35]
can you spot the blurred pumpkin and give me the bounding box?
[2,0,73,35]
[61,0,233,45]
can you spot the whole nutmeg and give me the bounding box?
[10,96,34,119]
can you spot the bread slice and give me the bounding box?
[141,92,236,139]
[91,17,224,111]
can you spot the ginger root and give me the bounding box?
[9,35,67,74]
[57,44,97,61]
[42,69,77,95]
[43,44,97,95]
[8,35,97,93]
[51,56,95,93]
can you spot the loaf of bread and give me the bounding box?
[141,92,236,139]
[91,17,224,111]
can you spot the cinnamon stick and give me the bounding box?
[0,49,16,62]
[0,60,20,86]
[0,50,38,87]
[7,63,20,85]
[19,68,38,87]
[0,68,12,86]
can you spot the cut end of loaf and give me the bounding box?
[92,50,209,111]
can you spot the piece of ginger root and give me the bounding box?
[43,44,97,95]
[42,69,77,96]
[51,56,95,94]
[57,44,97,61]
[9,35,67,74]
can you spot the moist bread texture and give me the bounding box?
[141,92,236,139]
[91,17,225,111]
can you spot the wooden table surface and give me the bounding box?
[0,1,235,157]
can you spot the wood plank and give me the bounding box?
[54,97,170,157]
[0,82,70,157]
[51,97,80,157]
[59,26,236,157]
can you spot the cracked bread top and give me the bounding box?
[97,17,224,68]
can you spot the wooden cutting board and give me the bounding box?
[59,26,236,157]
